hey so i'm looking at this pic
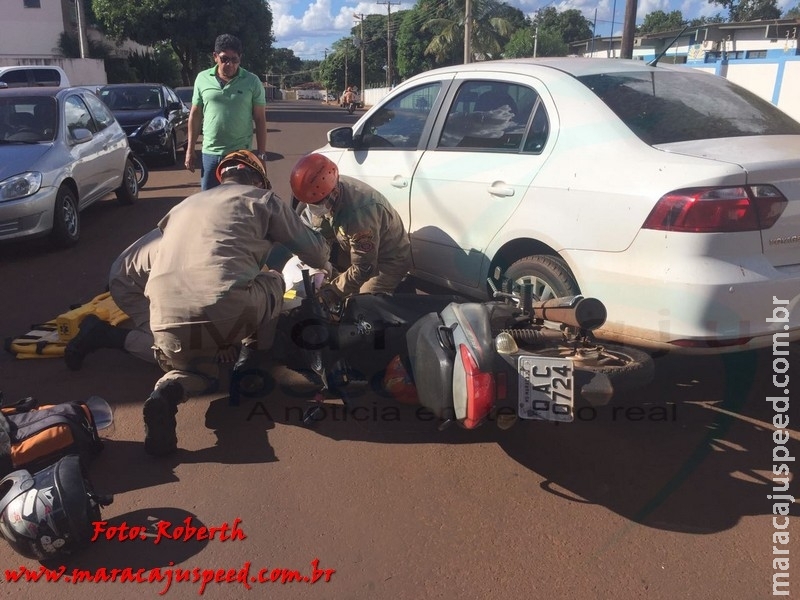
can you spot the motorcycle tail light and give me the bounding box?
[458,344,495,429]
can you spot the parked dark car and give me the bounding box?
[174,86,193,107]
[97,84,189,165]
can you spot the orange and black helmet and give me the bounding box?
[216,150,271,189]
[289,153,338,204]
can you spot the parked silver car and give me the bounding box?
[0,86,138,247]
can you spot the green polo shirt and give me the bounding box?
[192,66,266,156]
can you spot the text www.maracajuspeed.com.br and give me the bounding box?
[4,559,335,595]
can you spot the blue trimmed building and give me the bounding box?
[568,19,800,122]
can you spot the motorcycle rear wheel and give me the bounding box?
[528,340,654,392]
[131,154,149,189]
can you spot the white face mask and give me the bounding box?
[306,202,331,218]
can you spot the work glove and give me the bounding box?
[318,283,342,315]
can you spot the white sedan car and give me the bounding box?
[314,58,800,354]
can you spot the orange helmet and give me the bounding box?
[290,154,338,204]
[216,150,271,189]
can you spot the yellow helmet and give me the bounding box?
[216,150,271,189]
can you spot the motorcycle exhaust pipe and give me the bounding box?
[531,295,607,330]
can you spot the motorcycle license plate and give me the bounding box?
[517,355,574,423]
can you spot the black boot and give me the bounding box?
[229,345,270,405]
[143,381,183,457]
[64,315,129,371]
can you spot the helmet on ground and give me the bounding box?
[216,150,271,189]
[0,455,111,561]
[290,154,338,204]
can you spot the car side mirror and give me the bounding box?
[166,101,183,111]
[328,127,354,149]
[70,127,93,143]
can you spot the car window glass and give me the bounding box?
[522,98,549,153]
[360,82,441,149]
[65,95,98,137]
[0,70,29,87]
[82,92,115,131]
[31,69,61,86]
[580,70,800,144]
[166,87,179,105]
[438,81,535,151]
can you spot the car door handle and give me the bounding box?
[391,177,409,189]
[488,183,514,197]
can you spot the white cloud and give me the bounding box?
[273,0,757,59]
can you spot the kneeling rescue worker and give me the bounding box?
[142,150,329,456]
[290,153,412,305]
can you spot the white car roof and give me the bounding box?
[405,57,674,81]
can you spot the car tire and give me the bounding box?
[50,185,80,248]
[115,158,139,205]
[503,254,580,300]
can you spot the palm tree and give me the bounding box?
[423,0,518,64]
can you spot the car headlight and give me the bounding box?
[142,116,168,135]
[0,172,43,202]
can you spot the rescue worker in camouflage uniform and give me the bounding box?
[289,153,412,303]
[142,150,329,457]
[65,227,161,370]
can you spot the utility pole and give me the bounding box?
[355,13,366,93]
[378,0,399,86]
[464,0,472,63]
[620,0,638,59]
[609,0,618,56]
[73,0,88,59]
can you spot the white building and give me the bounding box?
[0,0,106,85]
[569,18,800,122]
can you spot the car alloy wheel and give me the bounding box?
[50,185,80,247]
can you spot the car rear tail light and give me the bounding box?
[642,185,787,232]
[458,344,495,429]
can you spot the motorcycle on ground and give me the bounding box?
[241,268,654,432]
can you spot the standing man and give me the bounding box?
[185,34,268,190]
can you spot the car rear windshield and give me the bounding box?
[578,69,800,145]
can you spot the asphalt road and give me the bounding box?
[0,100,797,600]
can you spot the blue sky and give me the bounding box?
[272,0,796,60]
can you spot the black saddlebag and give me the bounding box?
[405,312,455,419]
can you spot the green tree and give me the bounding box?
[637,10,687,34]
[266,48,303,88]
[319,14,394,89]
[423,0,520,64]
[706,0,781,21]
[318,37,365,93]
[90,0,273,85]
[785,2,800,16]
[535,7,593,44]
[688,14,726,26]
[504,26,567,57]
[396,0,442,79]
